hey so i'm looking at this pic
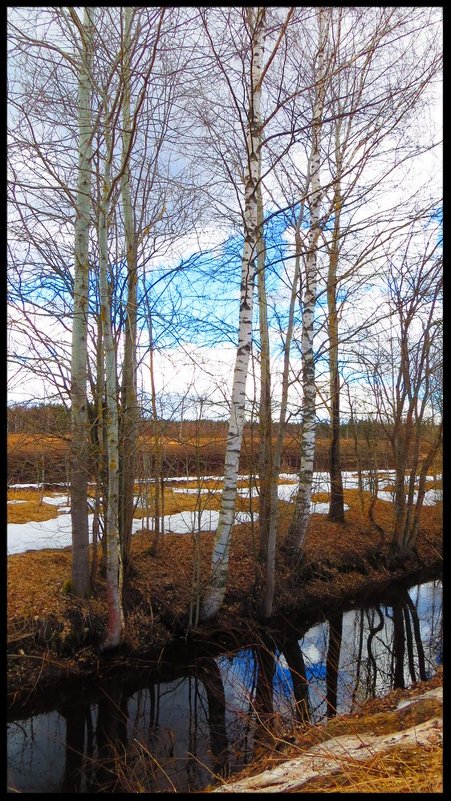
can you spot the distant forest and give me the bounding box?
[8,401,441,486]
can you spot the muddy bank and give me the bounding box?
[7,558,442,713]
[7,495,442,710]
[8,595,443,793]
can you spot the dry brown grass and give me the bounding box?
[424,478,443,491]
[7,489,61,524]
[8,433,68,452]
[8,430,442,486]
[311,491,330,503]
[7,549,73,622]
[207,669,443,794]
[6,476,442,700]
[7,466,443,794]
[7,480,259,525]
[298,746,442,793]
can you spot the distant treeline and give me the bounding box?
[7,401,439,440]
[8,402,442,485]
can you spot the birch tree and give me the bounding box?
[280,5,441,556]
[261,208,303,617]
[110,6,206,567]
[116,6,168,567]
[255,158,273,595]
[285,8,328,556]
[90,6,167,643]
[325,111,345,524]
[8,7,101,595]
[200,7,267,621]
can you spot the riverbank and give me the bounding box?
[7,491,442,710]
[207,667,443,793]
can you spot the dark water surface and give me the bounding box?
[7,578,442,793]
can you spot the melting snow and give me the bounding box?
[42,495,70,506]
[7,472,440,555]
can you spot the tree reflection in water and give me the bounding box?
[366,606,386,698]
[326,611,343,718]
[86,680,130,793]
[254,636,277,746]
[60,699,91,792]
[7,579,442,794]
[278,635,311,725]
[198,657,230,780]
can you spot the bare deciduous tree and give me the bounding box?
[201,7,268,622]
[70,7,94,598]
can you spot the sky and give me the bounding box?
[7,194,442,419]
[7,6,442,420]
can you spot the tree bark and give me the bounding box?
[286,9,328,556]
[327,119,345,523]
[257,180,272,566]
[262,210,304,618]
[143,291,163,555]
[119,7,139,569]
[98,105,125,650]
[255,158,276,617]
[201,7,266,621]
[71,7,94,598]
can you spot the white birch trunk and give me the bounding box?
[71,8,93,598]
[201,7,266,621]
[286,9,327,555]
[99,114,125,650]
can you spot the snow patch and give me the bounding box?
[42,495,70,506]
[7,471,440,555]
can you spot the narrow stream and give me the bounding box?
[7,578,442,793]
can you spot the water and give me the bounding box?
[7,578,442,793]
